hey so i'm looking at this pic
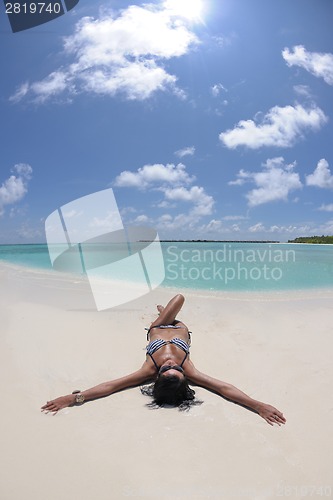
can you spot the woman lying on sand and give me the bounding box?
[41,294,286,426]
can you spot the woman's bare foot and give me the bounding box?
[157,305,164,315]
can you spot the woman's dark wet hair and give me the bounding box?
[140,374,202,411]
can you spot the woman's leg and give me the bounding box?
[150,294,185,329]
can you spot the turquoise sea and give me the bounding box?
[0,242,332,292]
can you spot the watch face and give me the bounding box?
[75,393,85,404]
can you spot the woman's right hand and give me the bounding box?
[256,403,286,426]
[41,394,75,414]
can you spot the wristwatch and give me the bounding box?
[72,390,85,405]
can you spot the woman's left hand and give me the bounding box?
[41,395,75,414]
[257,403,286,426]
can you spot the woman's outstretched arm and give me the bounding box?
[41,363,153,414]
[186,361,286,426]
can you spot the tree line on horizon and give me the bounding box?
[288,235,333,244]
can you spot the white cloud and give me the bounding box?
[120,206,137,216]
[9,82,29,103]
[306,158,333,189]
[228,170,248,186]
[163,0,204,21]
[9,206,28,218]
[318,204,333,212]
[282,45,333,85]
[204,219,223,231]
[134,214,150,224]
[115,160,214,233]
[156,200,175,209]
[249,222,311,235]
[16,222,42,240]
[162,185,214,216]
[79,61,177,101]
[13,164,33,178]
[195,218,245,236]
[30,71,69,103]
[212,34,235,48]
[293,84,312,98]
[219,104,327,149]
[11,2,199,103]
[319,220,333,234]
[0,164,33,216]
[114,162,194,189]
[62,209,83,218]
[210,83,227,97]
[89,210,122,228]
[175,146,195,158]
[222,215,248,221]
[156,212,198,232]
[158,213,173,223]
[230,157,302,207]
[248,222,265,233]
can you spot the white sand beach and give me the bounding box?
[1,261,332,500]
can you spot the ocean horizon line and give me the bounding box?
[1,240,281,245]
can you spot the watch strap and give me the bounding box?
[72,390,85,405]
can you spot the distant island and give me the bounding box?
[288,235,333,244]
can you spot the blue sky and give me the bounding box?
[0,0,333,243]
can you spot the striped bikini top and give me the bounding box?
[146,338,190,371]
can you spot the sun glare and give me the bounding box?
[164,0,205,22]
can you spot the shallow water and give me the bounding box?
[0,242,332,292]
